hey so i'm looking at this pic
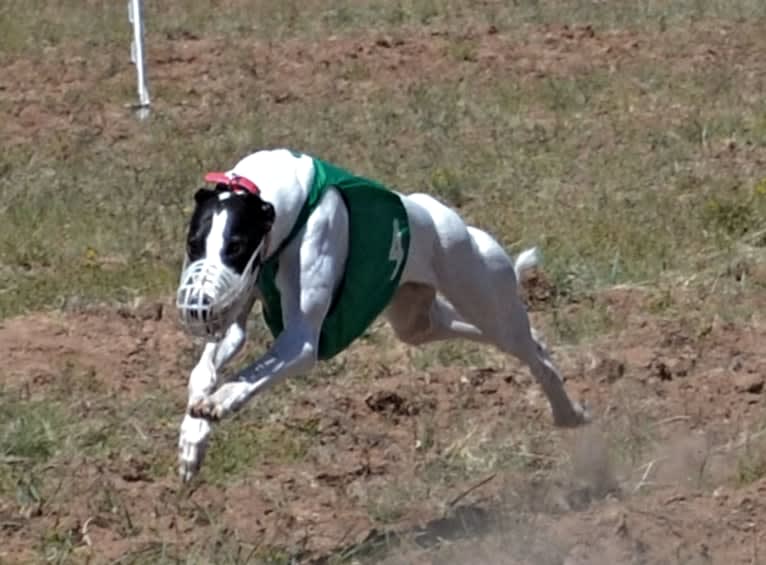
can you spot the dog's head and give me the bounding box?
[185,177,275,272]
[176,173,275,339]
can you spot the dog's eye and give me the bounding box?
[226,241,244,256]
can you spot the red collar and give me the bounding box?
[204,172,260,195]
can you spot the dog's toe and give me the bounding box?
[179,456,199,483]
[178,415,211,482]
[188,398,222,421]
[554,401,591,428]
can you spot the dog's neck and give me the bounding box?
[227,149,315,261]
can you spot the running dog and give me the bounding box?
[176,148,589,482]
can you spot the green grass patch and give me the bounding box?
[203,417,315,484]
[0,397,69,465]
[0,395,72,517]
[0,262,177,318]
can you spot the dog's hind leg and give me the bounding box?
[496,284,589,427]
[452,228,587,426]
[385,282,487,345]
[399,193,587,427]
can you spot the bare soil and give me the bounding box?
[3,20,765,149]
[1,290,765,563]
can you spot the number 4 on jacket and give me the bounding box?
[389,218,405,280]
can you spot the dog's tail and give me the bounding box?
[513,247,541,285]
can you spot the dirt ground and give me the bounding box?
[5,20,764,149]
[2,288,766,564]
[3,18,766,565]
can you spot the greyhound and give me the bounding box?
[176,148,589,482]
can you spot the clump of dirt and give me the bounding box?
[518,267,556,310]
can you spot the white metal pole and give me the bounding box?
[128,0,151,118]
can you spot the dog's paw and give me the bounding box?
[575,400,592,425]
[188,396,224,421]
[178,414,211,482]
[554,400,591,428]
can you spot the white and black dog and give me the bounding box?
[176,148,589,482]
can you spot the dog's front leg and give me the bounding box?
[188,183,346,470]
[189,325,318,422]
[178,320,248,482]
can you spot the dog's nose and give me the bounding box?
[190,292,213,318]
[178,285,213,318]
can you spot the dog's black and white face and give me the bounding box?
[185,186,275,273]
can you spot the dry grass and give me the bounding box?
[2,1,766,320]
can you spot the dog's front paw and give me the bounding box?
[554,400,591,428]
[178,414,211,482]
[188,396,224,421]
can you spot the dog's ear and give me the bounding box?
[194,183,231,205]
[259,200,275,231]
[194,187,217,205]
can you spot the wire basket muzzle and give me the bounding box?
[176,259,245,339]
